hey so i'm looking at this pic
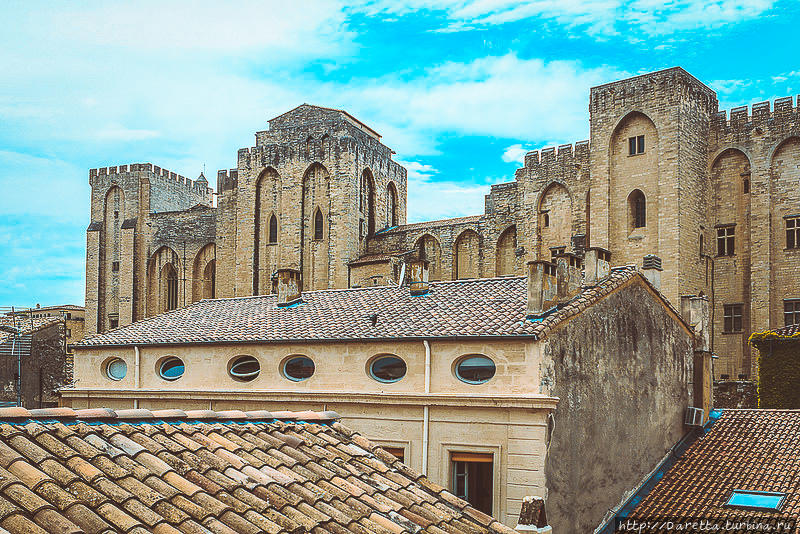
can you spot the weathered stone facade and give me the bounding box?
[86,69,800,379]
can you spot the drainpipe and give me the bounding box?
[134,345,141,409]
[422,339,431,475]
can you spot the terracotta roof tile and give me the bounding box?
[0,407,513,532]
[75,267,656,347]
[628,410,800,523]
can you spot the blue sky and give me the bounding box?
[1,0,797,307]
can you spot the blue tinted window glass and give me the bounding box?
[159,357,185,381]
[726,491,785,510]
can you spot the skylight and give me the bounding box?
[726,490,786,511]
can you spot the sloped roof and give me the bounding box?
[77,266,679,348]
[0,406,514,534]
[0,316,61,344]
[749,323,800,347]
[627,410,800,522]
[383,216,483,235]
[269,104,382,140]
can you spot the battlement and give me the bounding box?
[713,96,800,131]
[590,67,717,113]
[89,163,212,195]
[217,169,239,192]
[524,140,590,169]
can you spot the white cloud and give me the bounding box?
[319,55,622,155]
[406,178,490,223]
[350,0,776,37]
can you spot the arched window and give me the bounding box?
[268,214,278,244]
[629,190,646,229]
[543,213,550,227]
[387,182,398,227]
[314,208,324,241]
[165,264,178,310]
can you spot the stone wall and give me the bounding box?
[0,322,69,407]
[541,278,694,533]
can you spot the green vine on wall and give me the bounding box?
[750,330,800,409]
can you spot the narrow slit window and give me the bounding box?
[743,178,750,194]
[313,209,324,241]
[268,214,278,244]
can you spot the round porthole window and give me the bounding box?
[105,358,127,381]
[455,355,496,384]
[283,356,315,381]
[229,355,260,382]
[158,357,185,381]
[369,355,407,383]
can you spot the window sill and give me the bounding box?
[627,153,645,157]
[784,247,800,252]
[627,231,646,241]
[721,330,744,335]
[266,242,278,246]
[716,254,736,258]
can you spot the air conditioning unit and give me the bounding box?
[685,406,705,427]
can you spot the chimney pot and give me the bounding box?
[408,259,430,296]
[583,247,611,286]
[642,254,663,290]
[516,496,551,533]
[276,268,302,307]
[527,260,557,317]
[555,253,582,302]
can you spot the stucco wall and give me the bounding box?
[541,279,693,533]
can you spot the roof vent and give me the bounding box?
[642,254,663,290]
[584,247,611,286]
[515,496,551,533]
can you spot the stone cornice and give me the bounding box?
[60,389,559,410]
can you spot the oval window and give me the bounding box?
[105,358,127,381]
[158,357,185,381]
[229,355,260,382]
[369,355,407,383]
[455,355,496,384]
[283,356,315,381]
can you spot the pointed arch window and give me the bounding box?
[314,208,324,241]
[629,190,646,229]
[165,265,178,311]
[268,214,278,244]
[387,182,398,227]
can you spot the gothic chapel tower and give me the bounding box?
[215,105,408,298]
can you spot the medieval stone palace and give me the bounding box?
[85,67,800,380]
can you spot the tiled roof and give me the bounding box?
[77,267,660,348]
[0,406,515,534]
[5,304,84,314]
[0,317,62,344]
[384,216,483,234]
[628,410,800,521]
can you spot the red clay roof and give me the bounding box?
[0,406,513,534]
[629,410,800,522]
[76,267,659,348]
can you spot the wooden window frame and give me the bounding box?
[723,303,743,333]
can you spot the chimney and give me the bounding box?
[408,259,430,296]
[276,268,302,307]
[583,247,611,286]
[681,295,713,420]
[515,496,552,533]
[526,260,557,316]
[642,254,663,290]
[555,253,582,303]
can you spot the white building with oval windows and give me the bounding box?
[67,255,703,533]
